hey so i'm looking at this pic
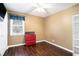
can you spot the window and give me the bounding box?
[10,15,25,36]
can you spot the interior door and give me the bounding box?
[72,14,79,56]
[0,13,8,56]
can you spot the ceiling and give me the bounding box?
[4,3,77,17]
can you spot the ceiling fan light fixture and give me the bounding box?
[33,8,46,13]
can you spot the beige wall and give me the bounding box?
[8,11,45,45]
[45,4,79,50]
[25,14,45,41]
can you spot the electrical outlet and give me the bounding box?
[52,40,55,42]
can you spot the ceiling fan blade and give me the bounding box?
[27,7,36,13]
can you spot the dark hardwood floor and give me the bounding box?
[4,42,73,56]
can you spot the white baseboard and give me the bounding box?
[7,40,73,53]
[8,40,45,48]
[8,43,25,48]
[36,40,45,43]
[44,40,73,53]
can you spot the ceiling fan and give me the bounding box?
[28,3,54,16]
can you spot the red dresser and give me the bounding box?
[25,32,36,46]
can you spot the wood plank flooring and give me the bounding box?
[4,42,73,56]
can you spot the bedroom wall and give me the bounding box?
[25,14,45,41]
[8,11,45,45]
[44,4,79,50]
